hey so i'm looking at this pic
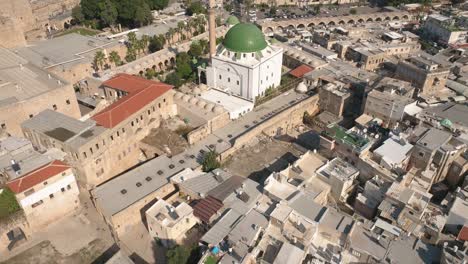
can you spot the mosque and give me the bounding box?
[203,16,284,102]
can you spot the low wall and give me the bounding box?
[220,94,319,160]
[187,112,231,145]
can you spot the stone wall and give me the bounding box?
[220,94,319,160]
[186,113,231,145]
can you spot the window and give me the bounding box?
[1,123,6,130]
[67,185,71,190]
[110,135,114,141]
[95,143,99,150]
[131,121,134,127]
[146,176,152,182]
[24,189,35,196]
[419,152,424,157]
[157,170,164,175]
[53,104,57,110]
[89,147,93,154]
[163,98,166,103]
[158,103,161,108]
[31,200,43,208]
[29,114,33,118]
[117,131,120,137]
[122,128,125,133]
[219,75,222,80]
[152,106,155,112]
[121,189,127,194]
[237,80,239,85]
[62,172,67,176]
[228,78,230,83]
[136,182,142,187]
[140,115,143,120]
[49,194,54,199]
[43,181,48,186]
[66,99,70,105]
[83,152,87,158]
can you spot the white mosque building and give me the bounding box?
[204,19,284,102]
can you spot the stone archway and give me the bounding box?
[348,19,355,24]
[297,24,306,30]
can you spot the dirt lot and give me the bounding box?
[223,135,305,184]
[2,239,108,264]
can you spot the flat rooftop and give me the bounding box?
[15,33,117,69]
[317,157,359,181]
[200,89,252,119]
[416,128,452,151]
[323,125,370,150]
[21,109,105,149]
[0,47,67,107]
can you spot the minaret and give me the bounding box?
[208,0,216,59]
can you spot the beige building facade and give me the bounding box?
[6,160,80,229]
[21,74,175,188]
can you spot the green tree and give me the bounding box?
[349,8,357,15]
[166,245,191,264]
[135,0,153,27]
[149,0,170,10]
[186,1,206,16]
[127,31,137,46]
[99,0,118,28]
[0,187,20,219]
[199,39,209,54]
[189,41,203,58]
[108,51,121,67]
[176,52,191,65]
[177,21,186,40]
[80,0,100,19]
[314,4,321,14]
[141,34,151,51]
[72,5,85,24]
[177,62,192,79]
[149,34,165,52]
[201,148,221,172]
[269,7,277,16]
[165,72,183,87]
[93,50,106,71]
[145,68,157,79]
[125,48,137,62]
[168,28,177,44]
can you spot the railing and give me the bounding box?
[254,77,302,106]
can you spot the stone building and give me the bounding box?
[6,160,80,228]
[0,47,81,138]
[395,53,450,97]
[316,157,359,202]
[318,82,351,118]
[146,200,198,247]
[423,14,467,45]
[409,127,466,184]
[21,74,175,187]
[91,155,178,239]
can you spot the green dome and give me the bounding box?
[440,118,452,128]
[226,15,240,25]
[223,23,268,53]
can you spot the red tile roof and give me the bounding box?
[193,195,223,223]
[457,225,468,241]
[6,160,71,194]
[289,64,314,78]
[92,74,173,128]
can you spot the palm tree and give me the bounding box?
[127,32,137,46]
[141,34,150,53]
[93,50,106,71]
[177,21,185,41]
[168,28,177,44]
[108,51,121,67]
